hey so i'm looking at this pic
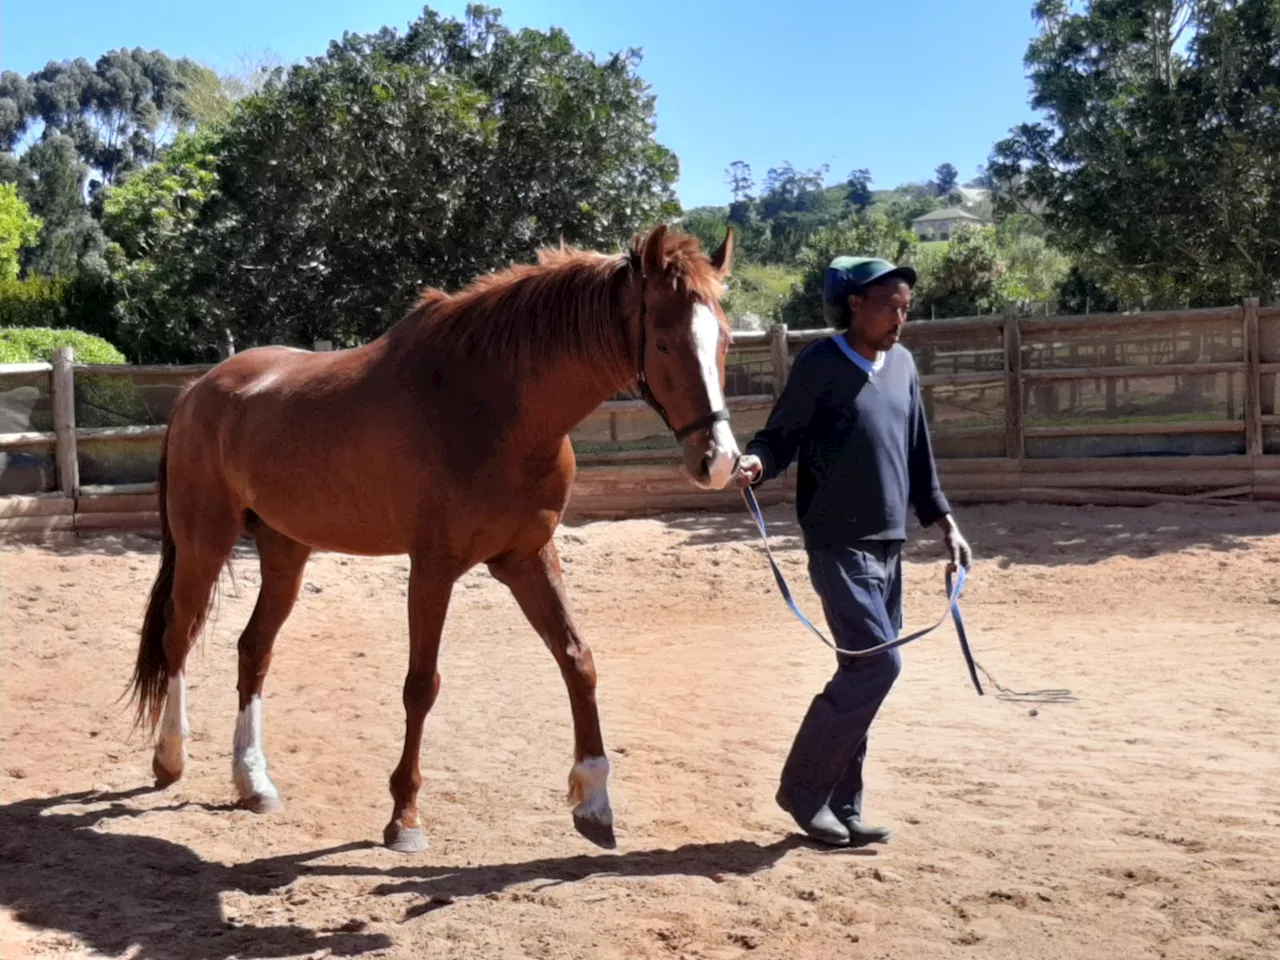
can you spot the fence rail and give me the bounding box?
[2,300,1279,536]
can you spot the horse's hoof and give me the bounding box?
[384,821,428,854]
[152,756,183,788]
[240,792,284,814]
[573,813,617,850]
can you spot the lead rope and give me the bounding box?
[741,485,1076,705]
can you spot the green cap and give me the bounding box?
[823,256,917,304]
[822,256,916,325]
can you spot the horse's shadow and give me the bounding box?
[0,788,807,960]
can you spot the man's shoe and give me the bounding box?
[776,788,850,846]
[841,817,892,846]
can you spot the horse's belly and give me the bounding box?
[234,454,426,556]
[249,497,416,556]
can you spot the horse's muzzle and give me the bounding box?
[683,420,739,490]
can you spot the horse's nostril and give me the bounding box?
[697,455,713,481]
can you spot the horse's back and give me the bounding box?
[162,337,570,559]
[194,344,335,399]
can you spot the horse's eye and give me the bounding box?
[655,338,671,354]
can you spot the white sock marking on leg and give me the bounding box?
[155,672,188,773]
[572,755,613,824]
[232,694,279,801]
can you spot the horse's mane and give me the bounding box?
[402,226,727,380]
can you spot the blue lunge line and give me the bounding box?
[741,485,985,696]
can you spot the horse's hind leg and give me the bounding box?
[153,516,242,786]
[232,519,311,813]
[488,542,613,849]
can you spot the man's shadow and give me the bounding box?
[0,788,809,960]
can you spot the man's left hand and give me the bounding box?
[936,514,972,573]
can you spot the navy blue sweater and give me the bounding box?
[745,337,950,548]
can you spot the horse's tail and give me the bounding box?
[128,424,176,736]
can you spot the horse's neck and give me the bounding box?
[386,286,637,451]
[516,355,633,450]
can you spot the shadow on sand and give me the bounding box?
[1,788,813,960]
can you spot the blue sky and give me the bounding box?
[2,0,1042,209]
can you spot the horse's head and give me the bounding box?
[630,224,739,491]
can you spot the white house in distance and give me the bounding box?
[911,206,990,241]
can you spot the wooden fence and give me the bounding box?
[2,300,1279,537]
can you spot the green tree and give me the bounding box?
[989,0,1280,305]
[725,160,754,202]
[8,48,211,191]
[678,206,732,257]
[12,133,110,279]
[1055,264,1122,314]
[721,262,800,329]
[845,168,874,214]
[756,162,835,261]
[0,183,42,279]
[192,4,680,350]
[934,162,959,196]
[913,225,1004,318]
[995,231,1071,312]
[1,48,223,291]
[101,128,222,360]
[780,211,918,328]
[0,71,33,154]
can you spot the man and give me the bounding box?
[732,255,972,847]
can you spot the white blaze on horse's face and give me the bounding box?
[689,302,740,490]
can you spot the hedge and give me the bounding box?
[0,327,127,364]
[0,276,71,330]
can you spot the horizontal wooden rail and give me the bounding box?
[1020,306,1241,335]
[75,363,215,377]
[902,314,1008,335]
[600,394,775,415]
[1021,361,1244,381]
[79,482,158,495]
[0,494,73,518]
[0,362,53,376]
[1023,420,1243,439]
[0,430,57,449]
[919,372,1005,388]
[77,424,167,441]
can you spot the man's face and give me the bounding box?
[848,279,912,350]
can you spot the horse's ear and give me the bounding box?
[709,226,734,277]
[642,223,669,276]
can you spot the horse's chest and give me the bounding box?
[434,459,571,561]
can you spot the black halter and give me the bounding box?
[630,256,732,444]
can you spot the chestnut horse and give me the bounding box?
[127,224,738,852]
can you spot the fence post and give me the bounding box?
[313,340,333,352]
[768,323,789,396]
[1243,296,1262,457]
[219,329,235,360]
[51,346,79,498]
[1003,314,1024,460]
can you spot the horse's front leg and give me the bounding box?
[384,552,458,853]
[489,540,613,849]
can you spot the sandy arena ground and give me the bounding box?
[2,499,1279,960]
